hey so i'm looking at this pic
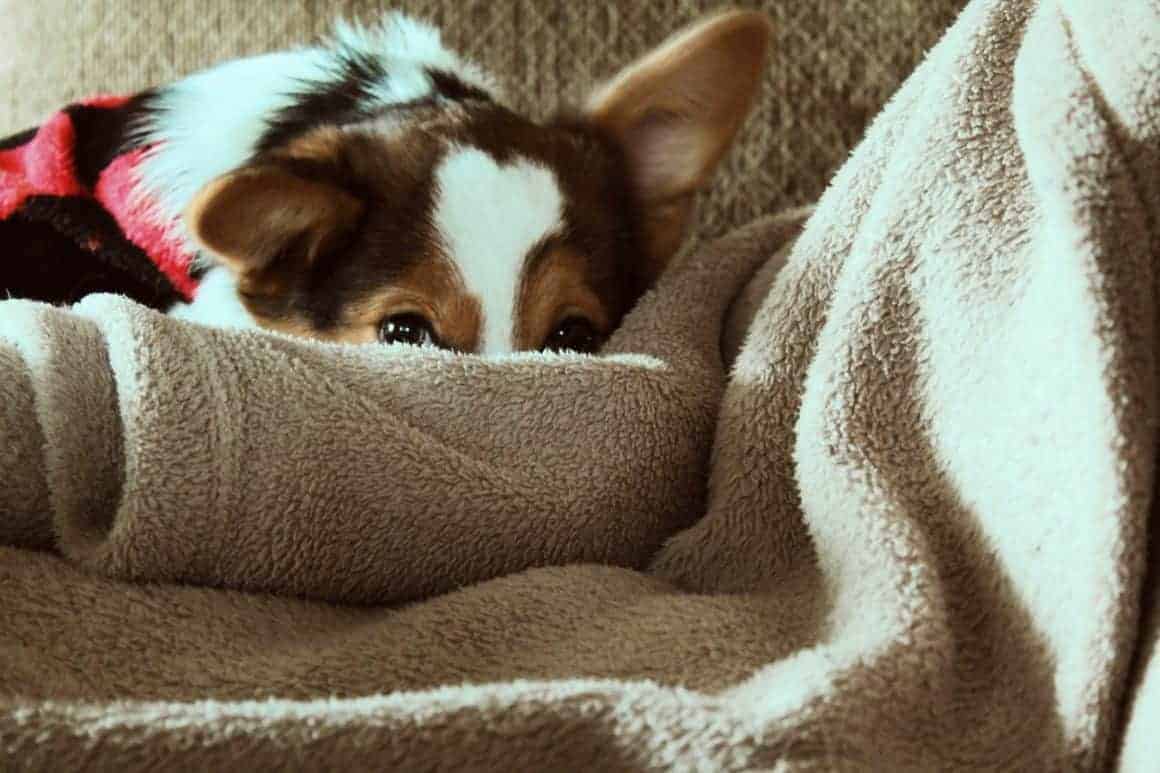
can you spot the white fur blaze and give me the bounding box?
[431,147,564,355]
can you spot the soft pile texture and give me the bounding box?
[0,208,804,603]
[2,0,1160,770]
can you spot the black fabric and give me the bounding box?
[0,127,37,151]
[1,196,181,309]
[64,91,157,189]
[0,96,185,312]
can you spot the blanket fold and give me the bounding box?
[0,213,802,604]
[2,0,1158,769]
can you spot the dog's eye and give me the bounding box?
[379,314,439,347]
[543,317,603,354]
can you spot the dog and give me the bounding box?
[138,10,771,354]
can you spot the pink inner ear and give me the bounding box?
[626,108,711,202]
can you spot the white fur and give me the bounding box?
[432,147,565,354]
[135,48,334,253]
[140,11,503,282]
[144,13,509,332]
[167,267,260,331]
[329,17,498,107]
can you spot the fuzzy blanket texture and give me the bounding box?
[3,0,1160,770]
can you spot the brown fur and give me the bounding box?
[189,107,645,349]
[585,11,773,277]
[184,10,772,353]
[334,264,485,350]
[515,243,614,350]
[187,165,364,275]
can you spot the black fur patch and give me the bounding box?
[427,69,492,103]
[255,50,389,155]
[254,52,496,158]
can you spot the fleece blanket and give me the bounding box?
[2,0,1158,769]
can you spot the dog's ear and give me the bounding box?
[584,10,771,281]
[186,164,364,276]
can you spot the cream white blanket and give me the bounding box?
[2,0,1158,768]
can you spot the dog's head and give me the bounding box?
[184,10,771,354]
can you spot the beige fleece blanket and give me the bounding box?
[2,0,1159,768]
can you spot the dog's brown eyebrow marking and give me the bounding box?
[514,242,615,352]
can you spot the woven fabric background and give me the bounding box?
[0,0,965,239]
